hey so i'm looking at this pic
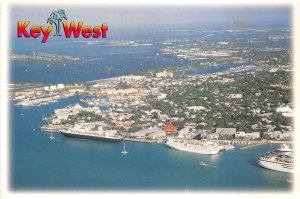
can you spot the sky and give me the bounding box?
[10,5,291,31]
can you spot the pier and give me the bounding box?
[240,143,264,150]
[213,139,292,145]
[123,137,157,143]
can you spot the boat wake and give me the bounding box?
[198,162,225,169]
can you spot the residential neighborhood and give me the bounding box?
[13,65,292,145]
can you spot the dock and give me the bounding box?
[123,137,157,143]
[240,143,264,150]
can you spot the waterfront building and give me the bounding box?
[244,132,260,139]
[118,75,146,83]
[177,128,197,139]
[57,84,65,89]
[156,70,174,78]
[131,127,166,139]
[235,131,245,138]
[279,131,293,140]
[206,133,219,140]
[49,85,57,90]
[148,131,166,140]
[263,131,281,139]
[164,123,177,135]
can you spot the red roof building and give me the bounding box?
[164,123,177,135]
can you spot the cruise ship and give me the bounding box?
[257,144,293,173]
[165,137,233,155]
[60,128,122,143]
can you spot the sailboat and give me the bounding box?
[49,132,55,140]
[121,143,128,155]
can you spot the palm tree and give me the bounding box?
[47,9,67,36]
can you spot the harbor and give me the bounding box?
[7,5,294,191]
[11,98,293,190]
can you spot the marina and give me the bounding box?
[11,100,292,190]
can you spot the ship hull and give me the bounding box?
[165,140,220,155]
[257,159,293,173]
[61,131,122,143]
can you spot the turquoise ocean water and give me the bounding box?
[10,97,292,191]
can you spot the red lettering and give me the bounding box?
[30,26,41,38]
[93,26,101,38]
[17,21,30,38]
[41,26,53,43]
[62,21,83,38]
[101,23,108,38]
[82,26,92,38]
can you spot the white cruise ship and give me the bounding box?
[165,137,231,155]
[257,144,294,173]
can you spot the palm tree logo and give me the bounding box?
[47,9,67,36]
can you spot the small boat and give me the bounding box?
[49,132,55,140]
[199,162,208,166]
[121,143,128,155]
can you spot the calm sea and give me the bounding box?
[10,96,292,190]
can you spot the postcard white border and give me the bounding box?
[1,0,300,199]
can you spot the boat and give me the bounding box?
[165,137,222,155]
[49,132,55,140]
[257,144,294,173]
[199,162,208,166]
[60,128,122,143]
[121,143,129,155]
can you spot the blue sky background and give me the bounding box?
[10,5,291,30]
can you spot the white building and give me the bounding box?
[216,128,236,136]
[228,94,243,99]
[118,75,146,83]
[156,70,174,78]
[177,128,196,139]
[184,123,197,129]
[49,85,57,90]
[131,127,165,139]
[147,131,166,139]
[276,106,292,113]
[235,131,245,138]
[206,133,219,140]
[263,131,281,139]
[105,88,139,96]
[187,106,206,111]
[279,131,293,140]
[244,132,260,139]
[57,84,65,89]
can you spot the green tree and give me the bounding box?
[47,9,67,36]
